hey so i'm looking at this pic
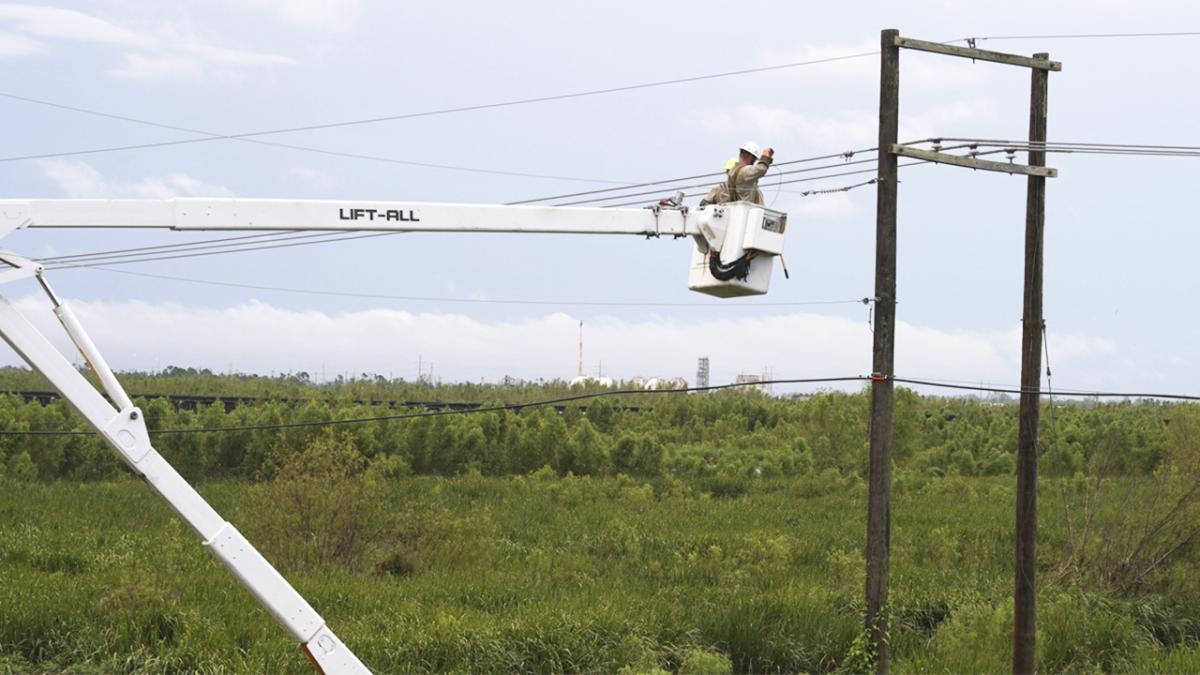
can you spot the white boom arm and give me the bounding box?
[0,197,789,673]
[0,254,368,673]
[1,198,696,235]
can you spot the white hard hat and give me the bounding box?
[739,141,760,158]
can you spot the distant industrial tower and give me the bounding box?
[696,357,710,389]
[577,321,584,377]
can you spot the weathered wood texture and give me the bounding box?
[890,145,1058,177]
[893,36,1062,71]
[866,27,900,675]
[1013,53,1049,675]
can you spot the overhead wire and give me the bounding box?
[0,48,880,166]
[31,144,1014,269]
[549,157,880,206]
[40,231,371,267]
[970,31,1200,41]
[553,142,981,207]
[601,161,930,208]
[20,32,1197,271]
[41,232,399,270]
[33,137,1146,271]
[1,30,1196,434]
[37,231,316,263]
[0,92,633,185]
[2,374,1198,436]
[75,266,873,308]
[33,169,877,269]
[505,148,883,205]
[891,377,1200,402]
[3,29,1196,174]
[0,377,872,436]
[920,138,1200,158]
[33,146,917,268]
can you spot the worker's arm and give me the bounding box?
[739,151,775,181]
[699,184,728,207]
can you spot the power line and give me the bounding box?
[42,231,399,270]
[891,377,1200,402]
[32,145,999,267]
[40,231,368,268]
[601,162,928,208]
[531,141,980,207]
[0,92,633,185]
[937,138,1200,151]
[31,174,865,269]
[4,29,1197,173]
[37,231,313,263]
[550,157,880,206]
[971,31,1200,41]
[0,48,879,165]
[4,373,1199,436]
[0,377,871,436]
[30,139,1188,272]
[506,148,882,205]
[923,138,1200,158]
[24,138,1138,270]
[72,266,873,308]
[33,156,919,268]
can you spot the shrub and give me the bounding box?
[241,433,387,572]
[678,647,732,674]
[7,451,36,482]
[924,600,1011,673]
[1040,592,1152,672]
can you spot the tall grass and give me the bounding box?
[0,475,1198,672]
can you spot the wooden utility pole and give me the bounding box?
[1013,52,1049,675]
[865,31,1058,674]
[866,27,900,674]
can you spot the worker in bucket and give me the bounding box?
[700,141,775,206]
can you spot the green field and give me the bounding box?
[1,474,1199,674]
[0,371,1199,672]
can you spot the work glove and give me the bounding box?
[761,147,774,158]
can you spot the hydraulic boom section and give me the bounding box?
[1,197,788,297]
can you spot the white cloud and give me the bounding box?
[111,47,291,82]
[186,42,295,67]
[111,52,204,81]
[37,159,107,198]
[0,29,40,57]
[128,174,236,199]
[0,3,295,80]
[236,0,361,30]
[37,159,234,198]
[0,4,152,48]
[0,295,1121,393]
[288,166,336,188]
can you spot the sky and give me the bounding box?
[0,0,1197,395]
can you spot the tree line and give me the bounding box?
[0,368,1194,485]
